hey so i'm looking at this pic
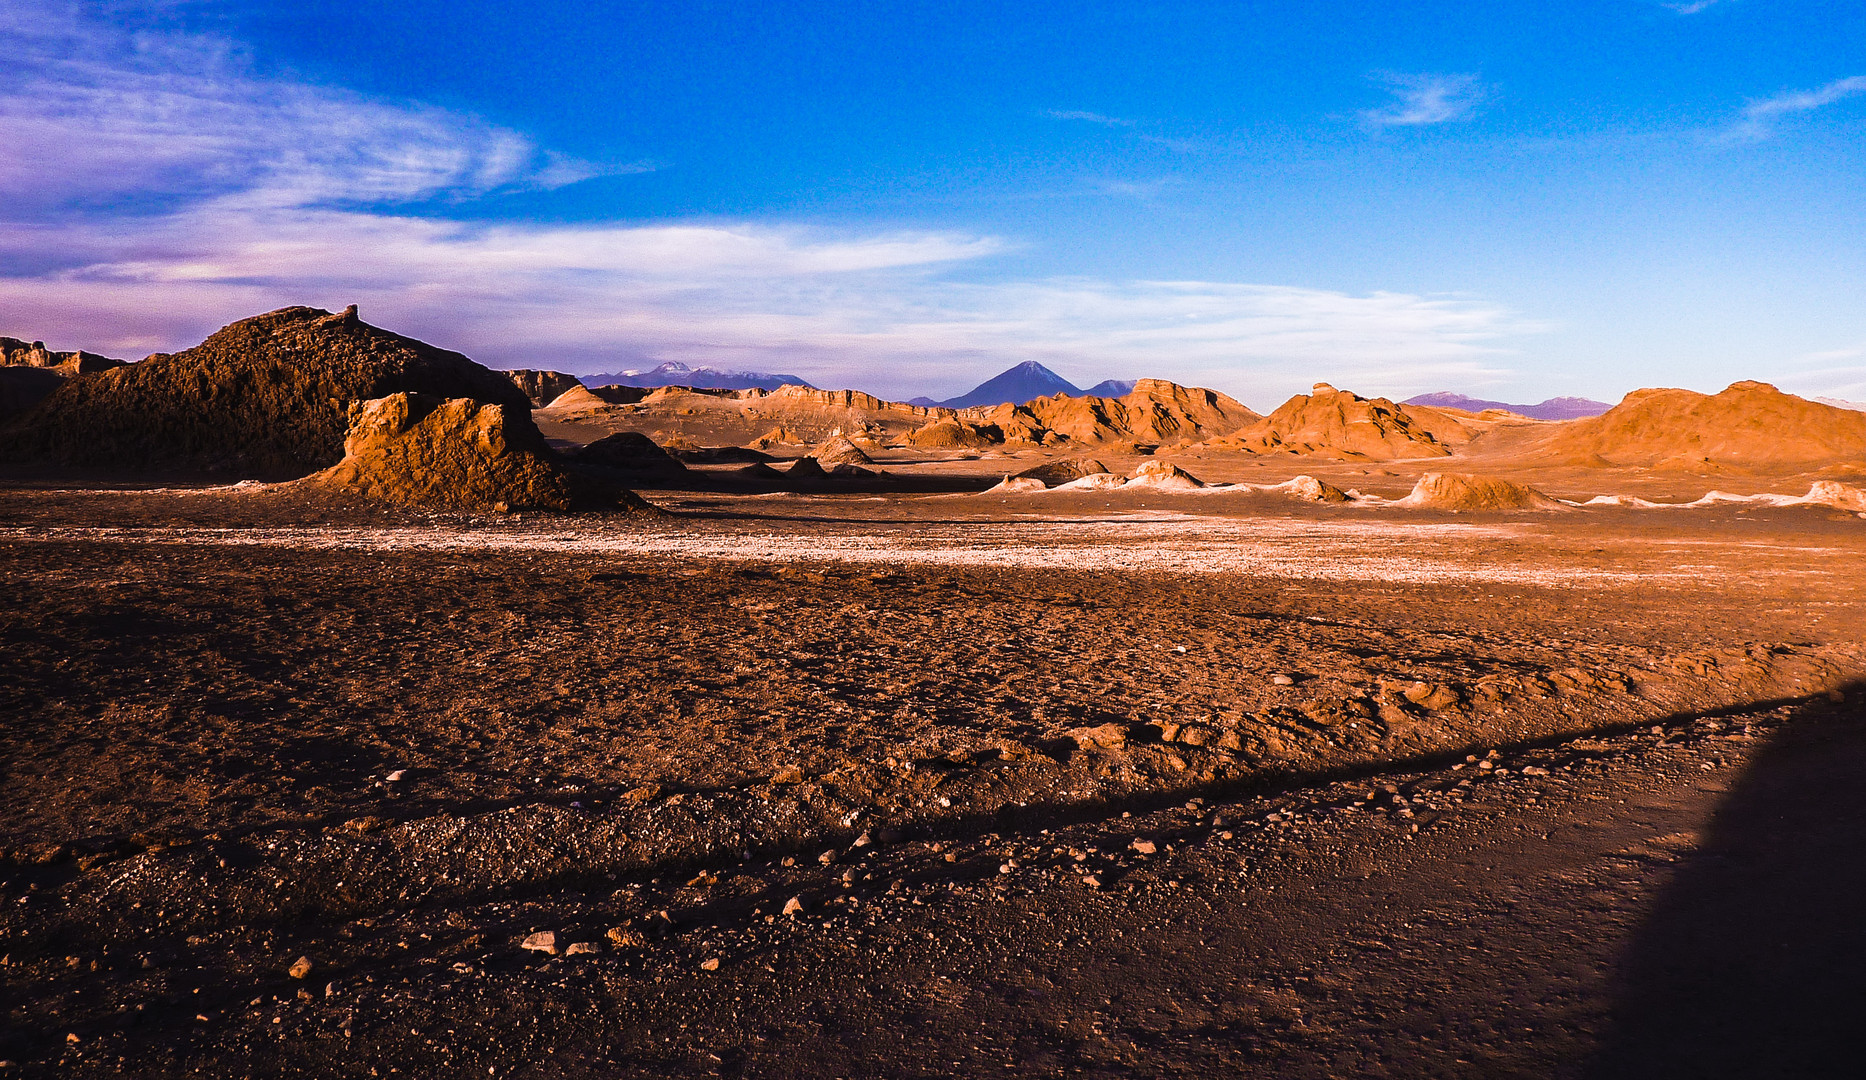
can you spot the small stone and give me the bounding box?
[1130,839,1157,855]
[818,850,837,865]
[288,956,313,979]
[700,958,720,971]
[520,931,558,954]
[852,832,872,848]
[564,942,600,956]
[385,770,406,782]
[605,927,647,948]
[1477,760,1494,771]
[1082,875,1101,888]
[770,765,804,784]
[1271,674,1296,686]
[65,1034,79,1044]
[782,896,806,917]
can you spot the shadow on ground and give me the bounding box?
[1589,690,1866,1079]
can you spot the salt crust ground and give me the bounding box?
[0,516,1819,589]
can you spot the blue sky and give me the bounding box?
[1,0,1862,407]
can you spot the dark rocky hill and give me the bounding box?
[3,306,533,478]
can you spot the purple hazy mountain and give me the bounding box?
[908,362,1135,409]
[583,361,813,392]
[1404,391,1612,421]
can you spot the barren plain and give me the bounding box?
[4,466,1865,1078]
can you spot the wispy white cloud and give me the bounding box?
[1722,75,1866,140]
[1362,72,1485,127]
[0,1,640,212]
[0,2,1538,405]
[1045,109,1135,127]
[1663,1,1724,14]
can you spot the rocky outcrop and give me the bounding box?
[810,435,874,468]
[1211,384,1465,460]
[907,418,996,450]
[1397,473,1567,511]
[570,432,688,479]
[967,380,1258,447]
[1013,458,1112,486]
[1126,461,1206,489]
[4,306,533,477]
[308,393,644,512]
[0,335,124,375]
[1537,381,1866,469]
[501,369,584,408]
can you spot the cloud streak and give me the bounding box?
[1362,72,1485,127]
[1725,75,1866,140]
[1045,109,1135,126]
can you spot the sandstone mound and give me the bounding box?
[811,435,873,468]
[571,432,688,477]
[309,393,640,512]
[1013,458,1112,486]
[5,306,533,477]
[540,384,649,411]
[1055,472,1128,491]
[1397,473,1567,511]
[1538,381,1866,468]
[982,476,1048,495]
[1127,460,1206,490]
[906,418,994,450]
[1212,384,1464,459]
[1270,475,1351,503]
[503,369,583,408]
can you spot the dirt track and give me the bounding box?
[2,486,1863,1077]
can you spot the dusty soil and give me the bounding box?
[2,481,1864,1077]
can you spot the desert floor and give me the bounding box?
[3,475,1864,1078]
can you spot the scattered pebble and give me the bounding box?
[520,931,558,955]
[700,958,720,971]
[287,956,313,979]
[564,942,600,956]
[1130,839,1157,855]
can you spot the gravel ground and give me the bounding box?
[2,485,1863,1077]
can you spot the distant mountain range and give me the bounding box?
[1403,392,1612,421]
[582,361,814,392]
[906,361,1136,409]
[1817,396,1866,412]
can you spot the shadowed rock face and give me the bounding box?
[309,392,646,512]
[571,432,688,477]
[3,306,533,478]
